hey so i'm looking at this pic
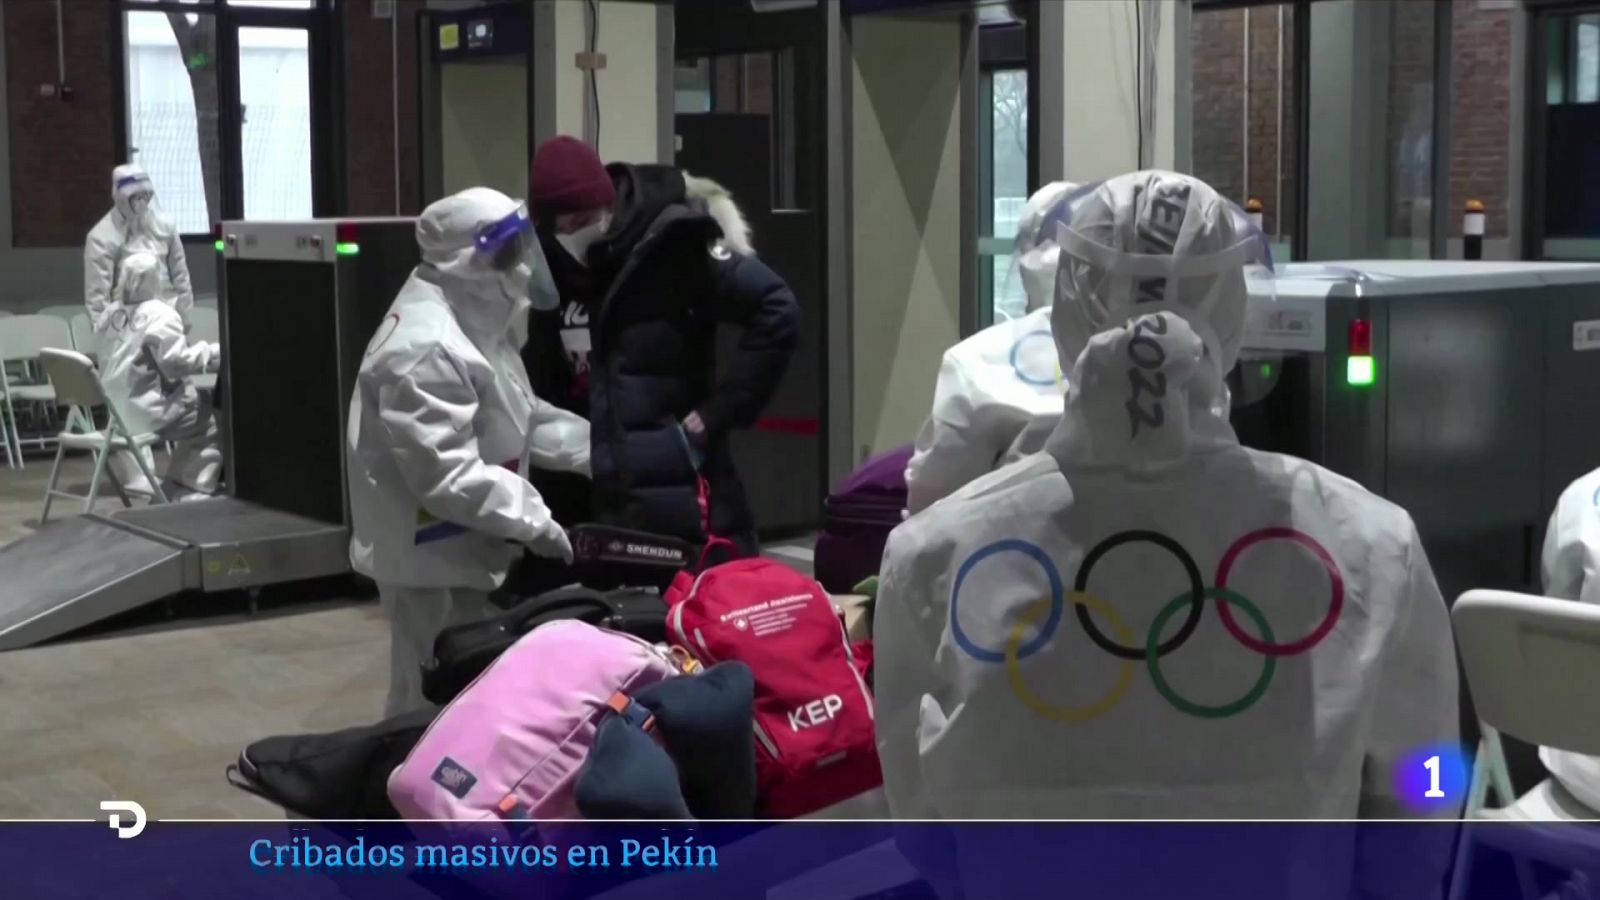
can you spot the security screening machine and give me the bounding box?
[1231,260,1600,604]
[0,218,418,651]
[1231,260,1600,791]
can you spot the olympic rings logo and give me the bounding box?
[948,529,1344,721]
[1008,330,1064,388]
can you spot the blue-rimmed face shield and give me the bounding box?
[473,205,535,272]
[473,202,561,312]
[115,173,155,218]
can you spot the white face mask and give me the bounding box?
[555,216,609,267]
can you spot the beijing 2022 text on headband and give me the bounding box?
[949,530,1344,722]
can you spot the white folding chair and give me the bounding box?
[69,314,96,357]
[35,349,168,524]
[0,314,74,465]
[1448,590,1600,900]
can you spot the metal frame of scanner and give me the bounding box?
[0,218,417,651]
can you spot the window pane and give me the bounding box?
[227,1,315,8]
[990,69,1027,240]
[675,59,711,113]
[1547,17,1567,105]
[992,252,1022,322]
[1384,0,1435,257]
[980,67,1028,324]
[239,26,312,220]
[1577,15,1599,104]
[713,57,741,113]
[124,10,219,234]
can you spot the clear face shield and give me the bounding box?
[472,204,560,313]
[1045,176,1279,385]
[115,173,155,222]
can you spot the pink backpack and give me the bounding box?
[665,559,882,818]
[387,619,690,823]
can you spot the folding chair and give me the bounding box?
[36,349,169,524]
[1448,590,1600,900]
[69,313,96,358]
[0,314,73,466]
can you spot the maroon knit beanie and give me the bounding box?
[529,136,616,221]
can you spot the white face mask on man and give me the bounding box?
[555,215,610,267]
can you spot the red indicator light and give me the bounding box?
[1348,319,1372,357]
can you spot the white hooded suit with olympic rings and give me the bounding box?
[905,181,1074,515]
[874,172,1459,899]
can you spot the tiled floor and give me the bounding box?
[0,449,817,820]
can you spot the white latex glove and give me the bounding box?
[526,523,574,565]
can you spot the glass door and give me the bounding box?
[236,25,312,219]
[1528,6,1600,260]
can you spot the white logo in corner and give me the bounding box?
[101,800,147,839]
[709,241,732,262]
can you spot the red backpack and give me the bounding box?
[664,558,882,818]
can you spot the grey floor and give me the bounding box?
[0,449,815,820]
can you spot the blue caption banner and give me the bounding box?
[1,820,1595,899]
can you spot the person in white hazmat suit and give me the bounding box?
[1538,466,1600,812]
[874,172,1459,898]
[97,252,222,498]
[348,187,590,718]
[85,163,196,494]
[904,180,1074,515]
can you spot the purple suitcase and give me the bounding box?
[813,444,913,594]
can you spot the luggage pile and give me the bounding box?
[230,524,885,825]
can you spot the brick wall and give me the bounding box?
[1191,8,1245,212]
[343,0,424,216]
[1190,0,1512,242]
[1450,1,1511,238]
[5,0,117,248]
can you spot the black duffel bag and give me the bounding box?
[226,709,435,819]
[420,586,669,706]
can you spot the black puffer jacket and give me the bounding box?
[524,164,799,562]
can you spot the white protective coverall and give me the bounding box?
[874,172,1459,899]
[86,164,195,492]
[97,252,222,496]
[905,181,1074,515]
[85,163,194,332]
[347,187,589,718]
[1539,466,1600,811]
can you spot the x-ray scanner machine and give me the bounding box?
[1230,260,1600,603]
[0,218,418,650]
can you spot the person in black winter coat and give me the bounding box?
[514,136,799,590]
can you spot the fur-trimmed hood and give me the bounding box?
[683,173,754,256]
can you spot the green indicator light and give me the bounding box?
[336,242,360,256]
[214,240,224,252]
[1347,355,1375,387]
[1259,362,1273,379]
